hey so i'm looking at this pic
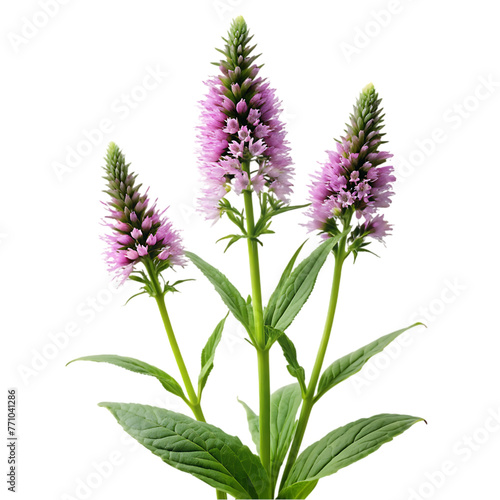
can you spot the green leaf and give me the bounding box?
[123,290,147,305]
[270,384,303,491]
[186,251,251,334]
[99,403,270,499]
[277,334,307,395]
[316,323,424,401]
[198,315,228,398]
[67,355,186,401]
[246,295,255,341]
[277,480,318,499]
[280,414,424,498]
[238,384,303,493]
[264,241,306,326]
[270,203,310,218]
[238,398,260,454]
[269,235,344,332]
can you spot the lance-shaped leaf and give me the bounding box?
[67,355,186,401]
[268,234,344,332]
[239,384,303,492]
[264,241,306,326]
[270,384,303,491]
[316,323,424,401]
[279,414,424,499]
[99,402,270,499]
[238,398,260,453]
[277,334,306,395]
[277,480,318,500]
[186,251,253,336]
[198,314,228,398]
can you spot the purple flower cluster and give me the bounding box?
[198,16,293,220]
[102,143,185,283]
[307,84,395,242]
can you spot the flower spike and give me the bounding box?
[102,143,185,285]
[198,16,293,220]
[306,84,396,249]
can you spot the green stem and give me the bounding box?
[154,293,202,412]
[242,168,272,494]
[144,258,227,499]
[280,235,347,490]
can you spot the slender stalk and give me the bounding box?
[242,165,272,494]
[144,258,227,500]
[280,235,347,490]
[154,294,203,414]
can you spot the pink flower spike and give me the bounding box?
[102,143,186,285]
[196,19,294,219]
[305,84,395,244]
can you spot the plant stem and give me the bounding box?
[242,170,272,493]
[144,259,227,499]
[280,235,347,490]
[154,293,202,413]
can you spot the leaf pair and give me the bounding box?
[188,233,345,352]
[99,402,424,500]
[239,384,303,494]
[264,234,346,389]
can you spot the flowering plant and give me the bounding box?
[69,17,425,499]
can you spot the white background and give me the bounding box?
[2,1,500,499]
